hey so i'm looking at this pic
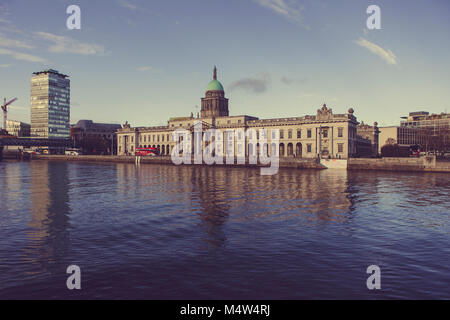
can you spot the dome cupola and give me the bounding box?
[200,66,229,118]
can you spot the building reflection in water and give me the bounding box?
[188,167,231,248]
[23,161,71,274]
[0,162,29,214]
[116,163,354,249]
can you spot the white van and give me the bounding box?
[65,148,82,156]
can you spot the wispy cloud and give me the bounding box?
[34,32,105,55]
[253,0,304,23]
[137,66,153,72]
[0,48,45,62]
[229,73,271,94]
[281,76,307,85]
[0,63,12,67]
[117,0,138,11]
[355,37,397,65]
[0,33,34,49]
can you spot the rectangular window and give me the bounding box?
[338,127,343,138]
[288,130,292,139]
[297,130,301,139]
[280,130,284,139]
[307,144,312,153]
[307,129,312,138]
[338,143,344,153]
[263,129,267,138]
[323,129,328,138]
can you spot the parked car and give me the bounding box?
[65,148,82,156]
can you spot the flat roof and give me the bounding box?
[32,69,69,78]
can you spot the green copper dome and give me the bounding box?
[206,79,224,91]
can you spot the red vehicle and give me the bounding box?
[135,147,158,156]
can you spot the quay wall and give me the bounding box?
[29,154,326,169]
[348,156,450,173]
[320,159,348,169]
[3,153,449,172]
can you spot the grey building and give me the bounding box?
[6,119,30,137]
[71,120,122,154]
[31,69,70,139]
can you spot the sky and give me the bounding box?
[0,0,449,128]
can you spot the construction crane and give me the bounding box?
[1,98,18,131]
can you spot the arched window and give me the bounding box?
[296,143,302,158]
[279,143,285,156]
[287,143,293,156]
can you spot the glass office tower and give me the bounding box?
[31,69,70,139]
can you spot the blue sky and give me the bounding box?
[1,0,449,127]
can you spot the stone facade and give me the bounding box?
[356,121,379,157]
[117,68,364,159]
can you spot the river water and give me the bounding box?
[0,160,449,299]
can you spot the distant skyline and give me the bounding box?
[1,0,450,127]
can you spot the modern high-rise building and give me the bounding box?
[30,69,70,139]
